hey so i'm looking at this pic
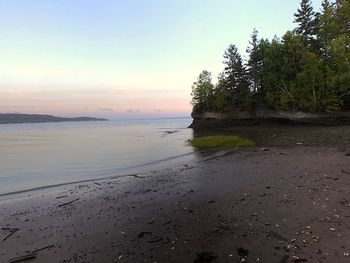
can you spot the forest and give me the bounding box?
[191,0,350,114]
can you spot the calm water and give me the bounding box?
[0,118,196,195]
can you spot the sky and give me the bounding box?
[0,0,323,119]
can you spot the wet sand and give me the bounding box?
[1,127,350,262]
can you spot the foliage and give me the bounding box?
[191,70,215,113]
[294,0,316,40]
[188,135,255,149]
[246,29,263,93]
[191,0,350,114]
[220,44,252,111]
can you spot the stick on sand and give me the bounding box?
[58,198,80,207]
[1,228,19,242]
[9,253,37,263]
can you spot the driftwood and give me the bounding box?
[9,253,37,263]
[129,174,144,179]
[58,198,80,207]
[55,195,68,199]
[32,244,55,253]
[7,245,54,262]
[147,238,163,244]
[1,227,19,242]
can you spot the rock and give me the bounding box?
[194,252,218,263]
[237,247,249,257]
[291,256,308,262]
[280,255,290,263]
[260,148,270,152]
[137,232,152,239]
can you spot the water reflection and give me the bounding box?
[0,118,197,195]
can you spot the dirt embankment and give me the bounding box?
[191,110,350,127]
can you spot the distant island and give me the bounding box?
[0,114,108,124]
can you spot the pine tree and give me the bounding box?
[294,0,316,40]
[335,0,350,34]
[322,0,332,9]
[222,45,246,90]
[221,45,252,110]
[246,29,263,93]
[246,29,259,55]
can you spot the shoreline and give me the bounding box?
[0,172,149,201]
[0,151,197,200]
[0,149,235,201]
[1,145,350,262]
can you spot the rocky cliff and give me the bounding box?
[190,110,350,127]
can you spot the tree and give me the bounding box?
[317,0,339,53]
[221,44,252,110]
[191,70,215,113]
[325,34,350,111]
[222,44,246,90]
[260,37,284,110]
[294,0,316,40]
[190,0,350,114]
[335,0,350,34]
[295,52,324,111]
[263,32,311,111]
[246,29,263,93]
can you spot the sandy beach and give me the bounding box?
[1,126,350,263]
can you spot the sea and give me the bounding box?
[0,118,197,196]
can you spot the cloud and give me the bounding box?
[126,109,140,113]
[99,107,115,112]
[154,109,162,112]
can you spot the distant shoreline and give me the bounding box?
[0,113,108,124]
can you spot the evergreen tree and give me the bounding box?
[294,0,316,40]
[221,45,252,110]
[222,44,246,90]
[246,29,263,93]
[335,0,350,34]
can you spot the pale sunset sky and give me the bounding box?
[0,0,322,119]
